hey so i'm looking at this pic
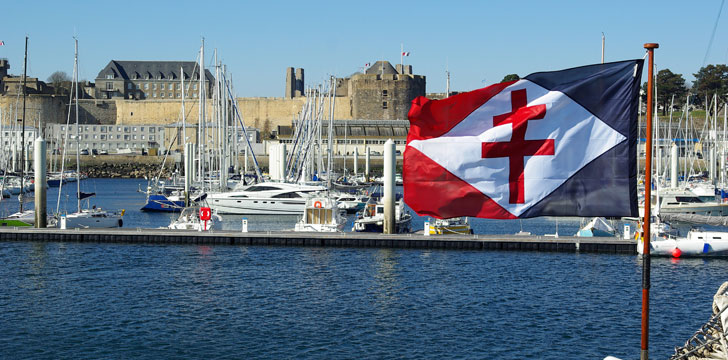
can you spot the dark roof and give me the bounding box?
[96,60,215,82]
[365,61,398,75]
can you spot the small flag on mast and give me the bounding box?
[402,51,410,56]
[0,41,4,46]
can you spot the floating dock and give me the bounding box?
[0,228,637,254]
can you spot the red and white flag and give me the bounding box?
[402,51,410,56]
[0,41,4,46]
[404,60,644,219]
[365,63,370,67]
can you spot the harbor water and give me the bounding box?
[1,179,727,358]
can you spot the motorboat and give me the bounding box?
[638,230,728,257]
[425,217,473,235]
[207,181,326,215]
[353,199,412,233]
[639,188,728,217]
[0,210,36,227]
[168,206,220,231]
[294,196,345,232]
[335,193,369,214]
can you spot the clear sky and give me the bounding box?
[1,0,726,97]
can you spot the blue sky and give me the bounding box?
[1,1,726,97]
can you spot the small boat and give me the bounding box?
[353,199,412,233]
[60,206,124,229]
[638,229,728,257]
[168,206,220,231]
[335,193,369,214]
[575,217,616,237]
[294,197,345,232]
[0,210,36,227]
[426,217,473,235]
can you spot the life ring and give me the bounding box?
[314,201,322,208]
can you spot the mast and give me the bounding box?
[198,38,205,189]
[74,38,81,214]
[19,36,28,213]
[327,76,336,189]
[181,65,188,206]
[641,42,659,360]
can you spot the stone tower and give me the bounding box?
[284,67,305,98]
[349,61,425,120]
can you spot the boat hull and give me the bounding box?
[141,194,185,212]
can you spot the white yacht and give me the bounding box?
[654,189,728,216]
[168,206,221,231]
[207,182,327,215]
[353,200,412,233]
[294,197,345,232]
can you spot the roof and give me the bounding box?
[96,60,215,82]
[364,61,398,75]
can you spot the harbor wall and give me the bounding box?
[1,95,353,131]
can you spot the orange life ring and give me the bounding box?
[314,201,322,208]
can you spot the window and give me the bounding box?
[106,74,113,79]
[133,135,137,140]
[133,127,137,132]
[149,135,155,141]
[149,127,155,133]
[153,84,157,90]
[124,127,129,133]
[144,83,149,90]
[100,127,105,133]
[93,135,97,139]
[168,92,172,98]
[116,135,121,139]
[193,84,198,90]
[193,92,197,98]
[161,84,165,90]
[161,93,165,98]
[153,93,157,98]
[106,82,113,90]
[175,83,179,89]
[61,126,65,131]
[141,135,145,140]
[140,127,145,131]
[100,135,105,140]
[127,83,132,90]
[177,93,180,98]
[158,127,163,132]
[117,127,121,132]
[124,135,130,140]
[85,126,89,131]
[92,126,96,131]
[382,90,388,97]
[382,101,388,109]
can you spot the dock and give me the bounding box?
[0,228,637,254]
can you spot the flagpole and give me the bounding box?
[641,42,659,360]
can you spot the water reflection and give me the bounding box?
[371,249,401,307]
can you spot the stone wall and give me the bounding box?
[0,94,67,126]
[350,73,425,120]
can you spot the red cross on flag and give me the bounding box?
[404,60,644,219]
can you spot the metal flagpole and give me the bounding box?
[641,42,659,360]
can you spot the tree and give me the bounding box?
[692,64,728,109]
[47,71,71,95]
[501,74,520,82]
[656,69,687,115]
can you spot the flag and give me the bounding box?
[365,63,370,67]
[404,60,644,219]
[402,51,410,56]
[0,41,4,46]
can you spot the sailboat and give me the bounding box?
[55,39,123,229]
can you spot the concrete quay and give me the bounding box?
[0,228,637,254]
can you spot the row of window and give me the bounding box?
[128,83,198,91]
[64,134,156,141]
[58,125,164,133]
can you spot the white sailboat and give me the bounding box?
[56,39,123,229]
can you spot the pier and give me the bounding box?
[0,228,637,254]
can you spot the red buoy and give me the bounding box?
[671,247,682,258]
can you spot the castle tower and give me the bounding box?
[294,68,304,97]
[284,67,295,99]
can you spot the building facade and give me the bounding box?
[94,61,214,100]
[45,123,168,152]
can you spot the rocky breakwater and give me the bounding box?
[54,155,175,179]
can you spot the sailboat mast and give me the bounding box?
[19,36,28,213]
[74,38,81,214]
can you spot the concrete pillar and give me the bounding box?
[184,142,194,206]
[671,143,678,189]
[354,147,359,177]
[383,139,395,234]
[365,146,370,182]
[34,137,46,228]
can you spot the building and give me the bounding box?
[45,123,168,152]
[275,119,409,155]
[334,60,425,120]
[94,61,215,100]
[1,59,53,96]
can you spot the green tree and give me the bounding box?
[692,64,728,110]
[501,74,520,82]
[656,69,687,115]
